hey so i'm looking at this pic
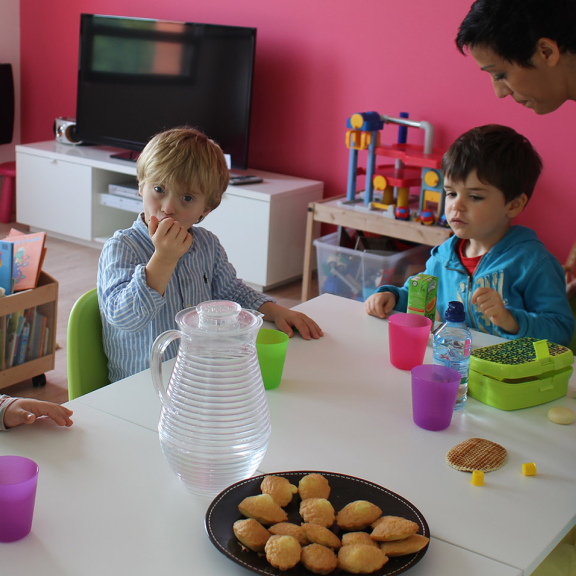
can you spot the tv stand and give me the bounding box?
[110,150,141,162]
[15,141,323,292]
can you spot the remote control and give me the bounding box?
[229,175,263,185]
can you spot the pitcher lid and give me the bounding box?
[175,300,263,334]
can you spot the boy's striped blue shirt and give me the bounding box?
[97,215,274,382]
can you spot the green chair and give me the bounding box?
[67,288,110,400]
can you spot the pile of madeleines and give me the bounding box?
[233,473,429,574]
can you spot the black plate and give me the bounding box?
[205,471,429,576]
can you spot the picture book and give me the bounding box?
[31,311,46,360]
[6,310,23,368]
[43,326,51,357]
[16,322,30,366]
[0,241,14,295]
[25,308,38,362]
[4,229,47,291]
[0,315,5,371]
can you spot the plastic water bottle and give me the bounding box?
[433,301,472,411]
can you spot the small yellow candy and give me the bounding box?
[471,470,484,486]
[522,462,537,476]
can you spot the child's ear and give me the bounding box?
[507,194,528,218]
[197,208,212,224]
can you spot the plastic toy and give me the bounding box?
[395,206,410,220]
[522,463,537,476]
[471,470,484,486]
[345,112,384,208]
[343,112,446,224]
[420,210,435,225]
[322,253,362,301]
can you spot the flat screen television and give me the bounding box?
[75,14,257,169]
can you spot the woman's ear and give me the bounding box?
[535,38,561,67]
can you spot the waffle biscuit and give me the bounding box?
[301,543,339,575]
[446,437,507,472]
[269,522,310,546]
[233,518,271,553]
[380,534,430,557]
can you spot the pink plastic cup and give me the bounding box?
[388,313,432,370]
[411,364,461,431]
[0,456,39,542]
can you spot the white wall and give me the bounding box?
[0,0,20,163]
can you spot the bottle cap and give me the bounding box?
[445,301,465,322]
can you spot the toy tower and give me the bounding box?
[344,112,447,225]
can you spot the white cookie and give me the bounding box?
[547,406,575,425]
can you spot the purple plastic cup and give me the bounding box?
[0,456,39,542]
[411,364,461,431]
[388,313,432,370]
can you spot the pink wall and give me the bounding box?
[20,0,576,264]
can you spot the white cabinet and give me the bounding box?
[16,152,93,240]
[16,141,323,290]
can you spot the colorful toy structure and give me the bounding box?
[344,112,446,225]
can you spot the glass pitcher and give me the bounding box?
[150,300,271,497]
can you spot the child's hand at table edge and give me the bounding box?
[472,286,519,335]
[258,302,323,340]
[364,292,397,319]
[4,398,74,429]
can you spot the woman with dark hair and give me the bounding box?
[456,0,576,116]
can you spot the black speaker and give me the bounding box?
[0,63,14,145]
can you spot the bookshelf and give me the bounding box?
[0,271,58,390]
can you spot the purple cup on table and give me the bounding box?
[0,455,39,542]
[411,364,461,431]
[388,313,432,370]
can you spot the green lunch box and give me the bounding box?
[468,337,574,411]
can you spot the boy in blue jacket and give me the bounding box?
[365,124,575,346]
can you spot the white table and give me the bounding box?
[3,294,574,575]
[260,295,576,576]
[0,406,520,576]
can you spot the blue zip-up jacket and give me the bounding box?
[377,226,575,346]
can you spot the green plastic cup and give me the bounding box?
[256,328,289,390]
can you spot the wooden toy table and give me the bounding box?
[301,195,452,301]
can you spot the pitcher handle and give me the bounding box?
[150,329,183,409]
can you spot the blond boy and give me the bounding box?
[98,127,322,382]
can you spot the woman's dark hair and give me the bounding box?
[456,0,576,66]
